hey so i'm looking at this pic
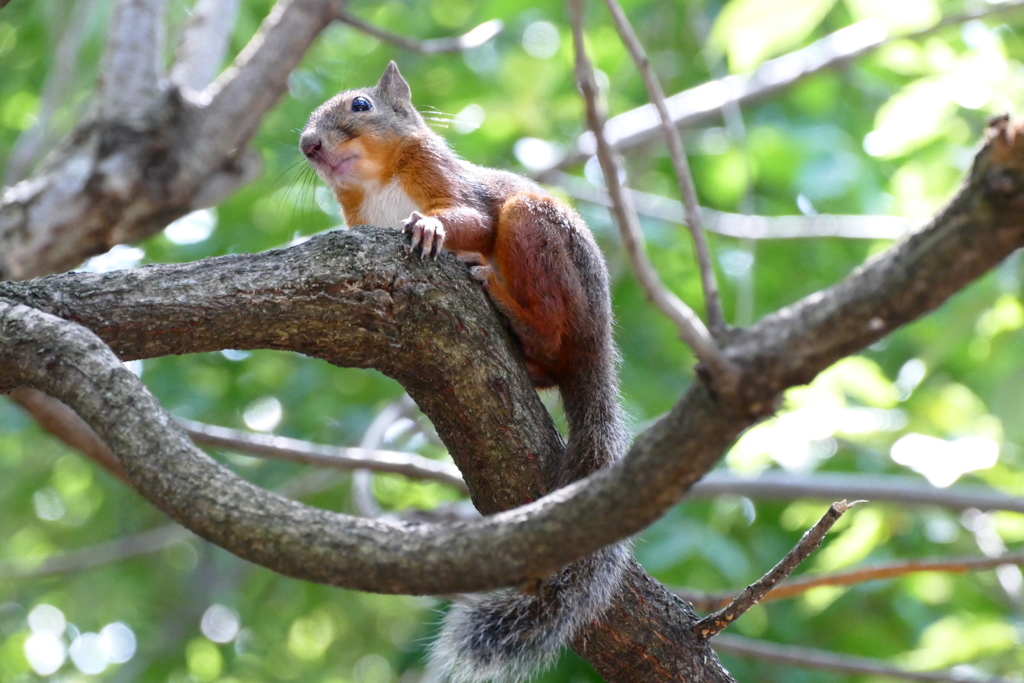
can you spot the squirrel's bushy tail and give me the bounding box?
[428,356,630,683]
[427,544,630,683]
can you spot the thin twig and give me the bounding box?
[337,12,503,54]
[678,551,1024,611]
[180,418,467,491]
[695,500,865,639]
[0,525,191,581]
[538,1,1024,176]
[685,2,758,325]
[568,0,738,390]
[713,634,1017,683]
[688,470,1024,513]
[601,0,724,335]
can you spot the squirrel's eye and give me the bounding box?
[351,97,373,112]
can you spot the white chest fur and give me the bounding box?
[360,179,421,229]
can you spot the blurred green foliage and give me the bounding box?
[2,0,1024,680]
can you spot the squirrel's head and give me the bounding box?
[302,62,424,145]
[300,62,428,189]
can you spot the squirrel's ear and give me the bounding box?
[377,61,412,102]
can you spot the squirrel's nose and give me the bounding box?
[300,133,322,158]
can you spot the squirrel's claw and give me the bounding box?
[404,211,446,259]
[458,253,493,287]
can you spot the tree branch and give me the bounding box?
[336,13,503,54]
[2,114,1023,592]
[190,0,339,172]
[98,0,166,121]
[689,471,1024,514]
[170,0,241,92]
[601,0,725,335]
[714,634,1017,683]
[181,418,467,491]
[678,551,1024,612]
[569,0,739,393]
[537,2,1024,177]
[554,172,911,240]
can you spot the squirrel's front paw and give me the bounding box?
[403,211,446,259]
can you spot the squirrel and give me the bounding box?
[300,62,631,683]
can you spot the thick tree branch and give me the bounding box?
[1,118,1023,589]
[0,226,748,581]
[0,299,579,595]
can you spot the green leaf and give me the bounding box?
[845,0,939,33]
[710,0,838,72]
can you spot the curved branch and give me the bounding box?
[0,300,560,594]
